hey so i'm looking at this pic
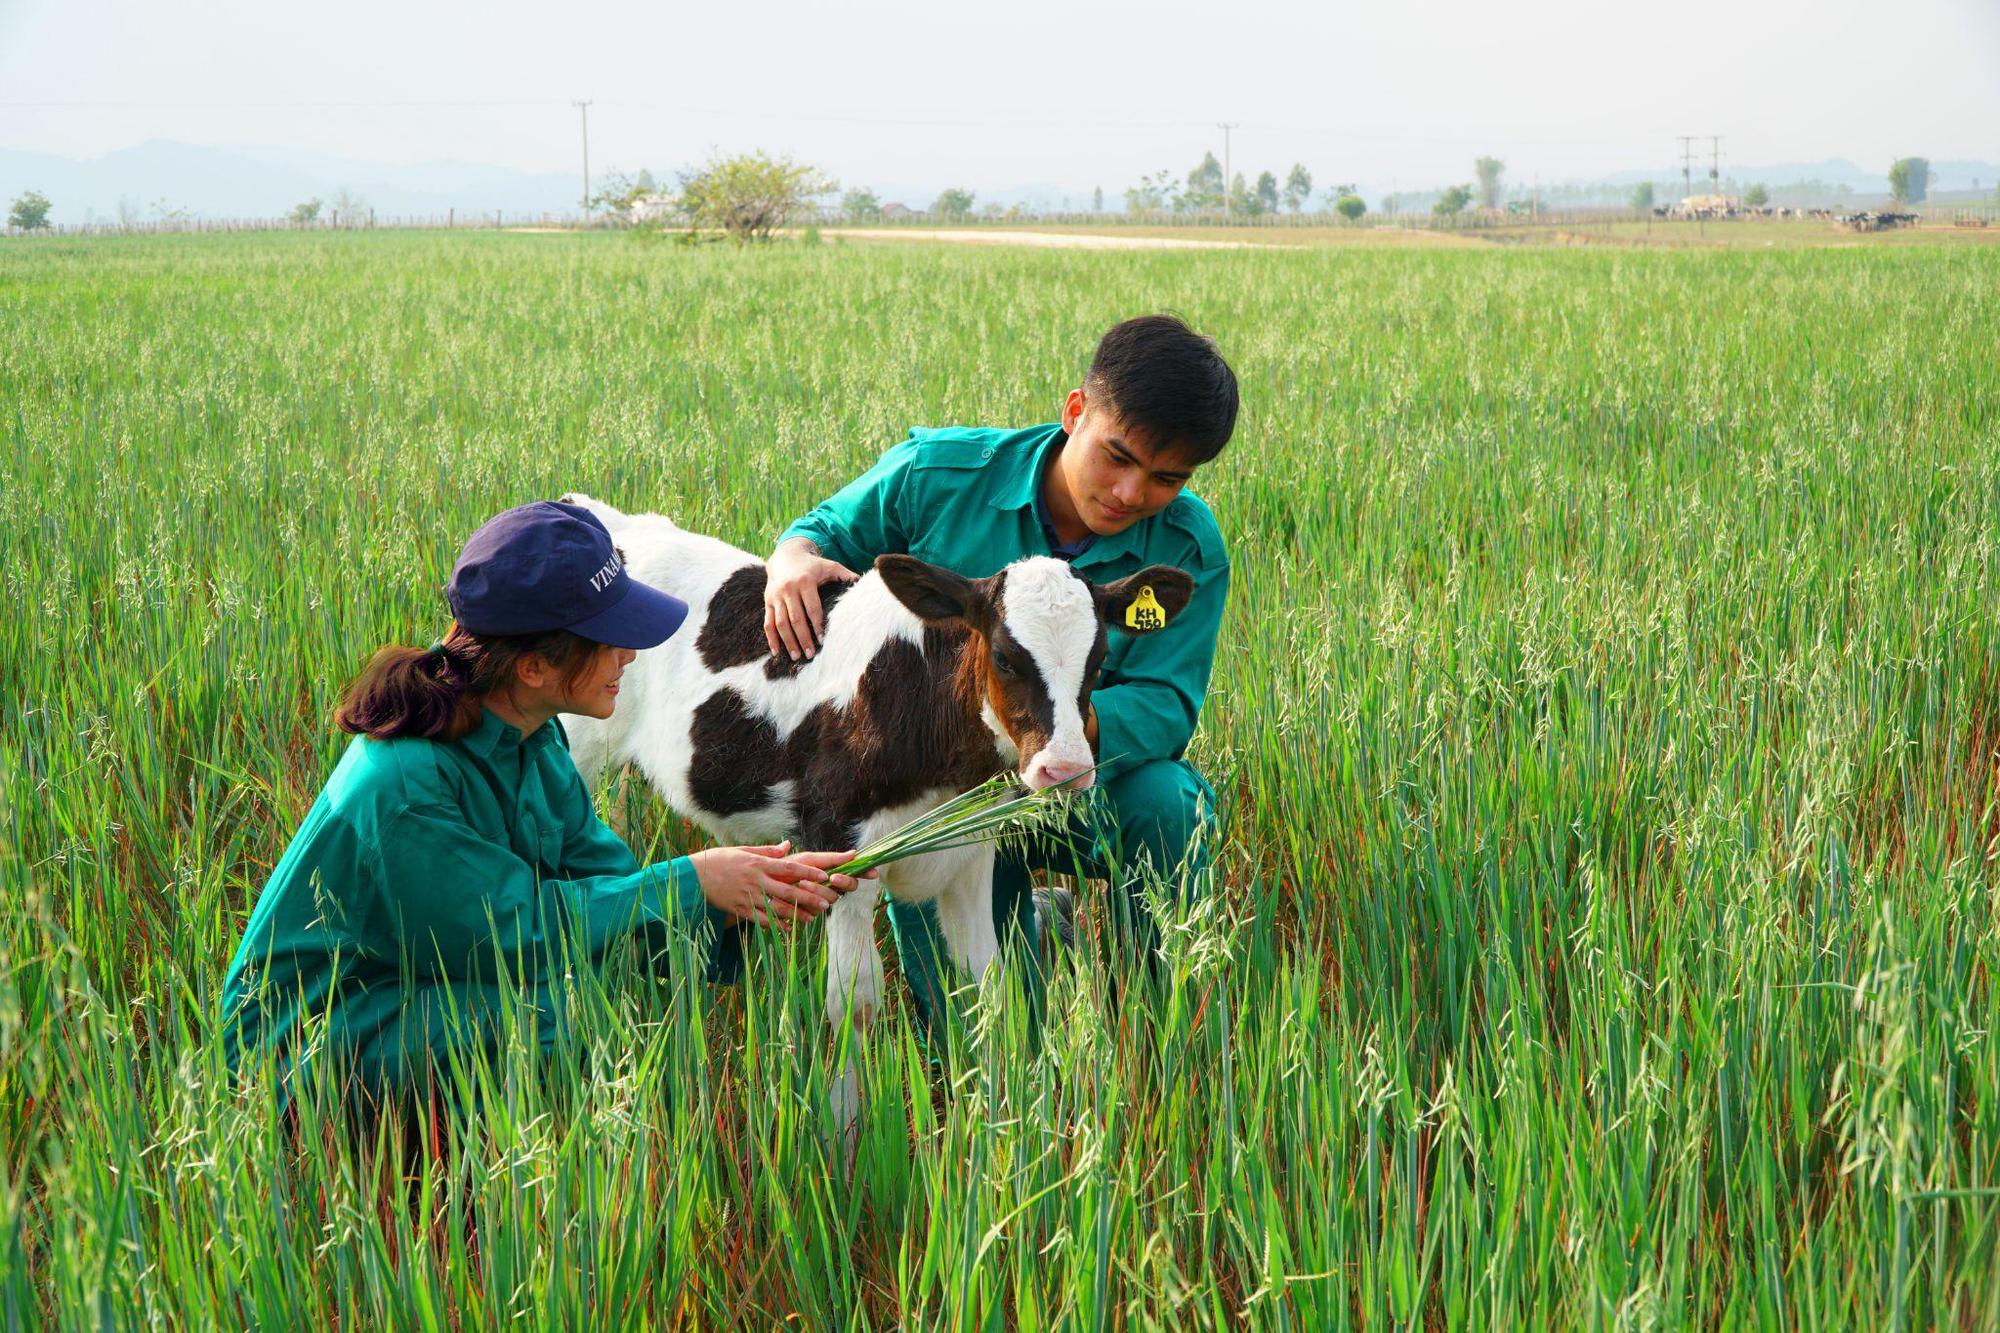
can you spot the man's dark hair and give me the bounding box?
[1083,314,1239,465]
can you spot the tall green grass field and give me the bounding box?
[4,231,2000,1326]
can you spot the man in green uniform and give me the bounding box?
[762,314,1237,1028]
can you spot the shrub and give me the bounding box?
[8,190,52,230]
[1433,185,1474,217]
[679,152,835,243]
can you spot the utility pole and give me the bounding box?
[573,100,593,219]
[1708,135,1723,198]
[1677,135,1698,204]
[1217,122,1238,216]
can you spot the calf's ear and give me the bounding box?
[876,555,990,626]
[1094,565,1194,635]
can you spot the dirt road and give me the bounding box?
[818,228,1279,251]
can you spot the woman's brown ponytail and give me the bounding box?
[335,625,604,741]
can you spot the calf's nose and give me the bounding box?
[1025,760,1095,792]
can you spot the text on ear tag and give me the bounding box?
[1125,586,1167,631]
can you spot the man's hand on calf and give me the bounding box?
[764,537,860,661]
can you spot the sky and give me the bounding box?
[3,0,1996,197]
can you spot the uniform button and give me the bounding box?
[981,447,995,459]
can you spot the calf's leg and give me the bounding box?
[824,877,883,1145]
[823,877,885,1030]
[931,847,1001,983]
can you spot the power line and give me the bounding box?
[1674,134,1724,202]
[1217,122,1238,216]
[573,100,592,214]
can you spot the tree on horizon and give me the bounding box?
[1125,169,1180,214]
[679,152,836,241]
[8,190,51,230]
[1283,164,1313,212]
[1474,157,1505,210]
[1186,152,1225,212]
[1888,157,1930,205]
[1434,184,1475,216]
[1254,171,1280,214]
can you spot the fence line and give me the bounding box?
[822,204,2000,232]
[820,207,1623,232]
[7,202,1997,240]
[1,211,615,238]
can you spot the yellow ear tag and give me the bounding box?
[1125,586,1167,631]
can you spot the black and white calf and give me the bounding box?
[555,494,1193,1029]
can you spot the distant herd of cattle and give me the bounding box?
[1651,201,1923,231]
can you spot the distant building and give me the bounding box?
[881,202,913,219]
[1673,193,1734,215]
[630,192,679,224]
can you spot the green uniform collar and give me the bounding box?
[986,423,1148,572]
[984,423,1063,513]
[457,705,562,760]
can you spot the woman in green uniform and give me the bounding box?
[220,499,864,1109]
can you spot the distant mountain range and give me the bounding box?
[4,141,1996,225]
[0,141,588,223]
[0,140,1114,222]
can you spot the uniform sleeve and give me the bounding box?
[777,435,922,571]
[373,802,706,981]
[1092,552,1230,783]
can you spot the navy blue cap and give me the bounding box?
[446,501,688,649]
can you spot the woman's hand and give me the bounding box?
[764,537,860,661]
[688,841,870,927]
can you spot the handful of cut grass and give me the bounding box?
[832,772,1089,876]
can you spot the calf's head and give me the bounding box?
[876,554,1194,791]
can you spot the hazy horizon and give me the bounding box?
[5,0,1996,204]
